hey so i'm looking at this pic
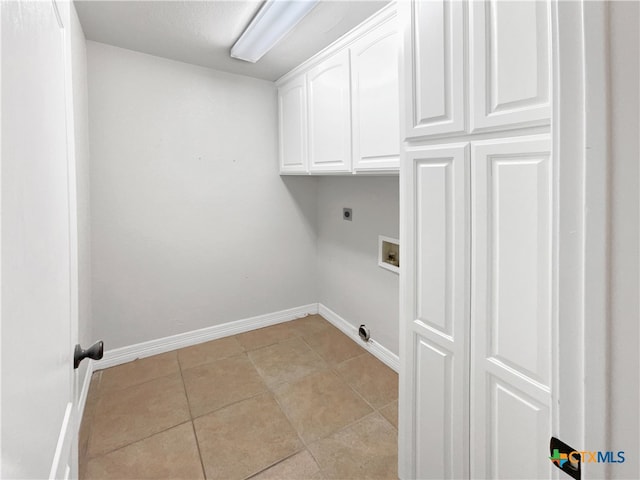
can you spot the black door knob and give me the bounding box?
[74,341,104,369]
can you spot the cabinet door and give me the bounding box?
[307,50,352,173]
[351,17,400,172]
[403,0,464,139]
[278,75,308,174]
[399,144,470,479]
[469,0,551,131]
[470,135,554,479]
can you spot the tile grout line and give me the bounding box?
[292,335,399,460]
[179,340,303,478]
[298,333,365,371]
[250,325,342,452]
[270,385,311,450]
[96,352,181,396]
[188,320,324,478]
[190,329,312,479]
[188,421,208,479]
[253,337,332,390]
[242,319,336,395]
[84,420,194,462]
[330,367,378,412]
[177,354,196,421]
[176,355,208,479]
[179,353,243,371]
[183,349,271,421]
[256,337,345,459]
[261,331,396,474]
[247,347,314,465]
[305,335,390,420]
[299,402,396,476]
[266,388,331,480]
[272,321,397,446]
[325,341,399,417]
[87,359,197,465]
[190,388,270,421]
[307,409,389,453]
[332,368,400,432]
[243,446,310,480]
[330,364,384,414]
[87,373,196,460]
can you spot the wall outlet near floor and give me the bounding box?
[359,325,371,342]
[343,207,352,221]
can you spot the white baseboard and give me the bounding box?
[93,303,319,370]
[91,302,399,373]
[318,303,400,372]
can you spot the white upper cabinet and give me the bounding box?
[469,0,551,131]
[351,16,400,172]
[307,50,352,173]
[277,4,399,175]
[403,0,465,140]
[278,75,308,174]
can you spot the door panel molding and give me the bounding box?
[415,337,454,479]
[403,0,465,139]
[469,0,552,132]
[278,76,308,174]
[307,50,352,173]
[471,134,554,479]
[486,377,550,479]
[351,15,400,172]
[399,143,470,479]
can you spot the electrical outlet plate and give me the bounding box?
[343,208,352,221]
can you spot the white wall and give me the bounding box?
[608,2,639,478]
[87,42,317,350]
[316,176,399,355]
[70,3,92,388]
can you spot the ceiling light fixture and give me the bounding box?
[230,0,319,63]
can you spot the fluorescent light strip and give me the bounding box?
[231,0,319,63]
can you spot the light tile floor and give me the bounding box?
[79,315,398,480]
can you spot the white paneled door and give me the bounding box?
[400,144,470,479]
[470,135,554,479]
[2,1,78,478]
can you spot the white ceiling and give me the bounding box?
[74,0,389,81]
